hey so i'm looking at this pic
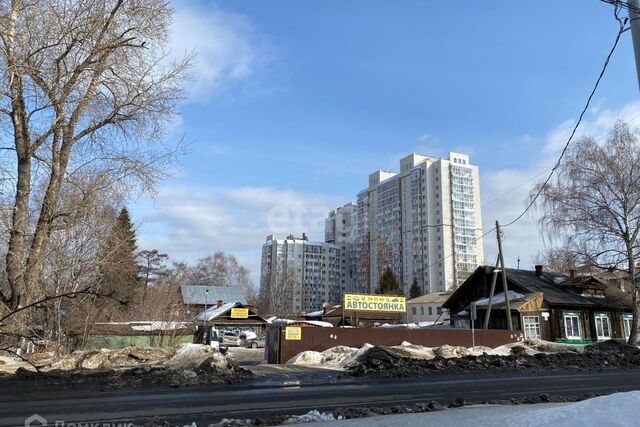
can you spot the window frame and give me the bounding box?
[623,314,633,341]
[594,312,612,340]
[563,312,582,340]
[522,315,541,340]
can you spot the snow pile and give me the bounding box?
[33,346,174,371]
[435,345,470,358]
[286,341,542,369]
[288,351,325,366]
[287,344,374,369]
[167,343,228,369]
[286,338,610,371]
[524,339,583,354]
[21,344,233,373]
[387,343,436,360]
[338,344,374,368]
[284,410,342,424]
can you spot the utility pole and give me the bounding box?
[496,221,513,331]
[629,0,640,90]
[483,254,500,330]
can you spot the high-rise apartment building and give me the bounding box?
[259,234,346,313]
[333,152,484,295]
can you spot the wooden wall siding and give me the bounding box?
[518,293,544,312]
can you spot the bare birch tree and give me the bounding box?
[534,121,640,344]
[0,0,191,312]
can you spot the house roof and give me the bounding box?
[473,291,542,311]
[408,292,451,305]
[180,285,247,305]
[444,266,632,310]
[194,302,237,322]
[503,268,610,307]
[194,302,267,324]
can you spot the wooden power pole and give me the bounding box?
[483,254,500,330]
[496,220,513,331]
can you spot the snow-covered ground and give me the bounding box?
[286,339,583,369]
[0,355,33,374]
[285,391,639,426]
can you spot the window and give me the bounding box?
[437,306,442,315]
[428,306,432,316]
[595,313,612,340]
[421,306,424,315]
[623,314,633,341]
[563,312,581,340]
[523,316,541,339]
[411,307,417,315]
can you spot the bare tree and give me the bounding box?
[259,260,297,316]
[186,252,257,303]
[533,245,579,274]
[0,0,191,312]
[534,121,640,344]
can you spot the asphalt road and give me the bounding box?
[2,369,640,426]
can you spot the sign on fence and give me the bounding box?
[285,326,302,340]
[343,293,407,312]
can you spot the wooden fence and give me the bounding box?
[266,325,524,364]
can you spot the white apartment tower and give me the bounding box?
[337,152,484,295]
[260,234,347,313]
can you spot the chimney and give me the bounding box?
[302,233,308,241]
[535,265,543,277]
[569,269,577,280]
[216,300,223,308]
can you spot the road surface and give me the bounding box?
[2,369,640,426]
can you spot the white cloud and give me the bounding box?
[136,186,347,285]
[481,101,640,270]
[169,2,263,100]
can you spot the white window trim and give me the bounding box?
[563,313,582,340]
[594,313,612,340]
[623,314,633,341]
[523,315,541,340]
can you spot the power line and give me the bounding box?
[502,12,627,228]
[481,110,640,210]
[599,0,640,15]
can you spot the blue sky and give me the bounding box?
[133,0,640,284]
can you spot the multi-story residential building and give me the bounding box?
[259,234,346,314]
[333,152,484,295]
[325,203,357,293]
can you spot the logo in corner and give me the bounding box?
[25,414,47,427]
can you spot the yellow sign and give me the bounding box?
[230,308,249,319]
[285,326,302,340]
[344,293,407,312]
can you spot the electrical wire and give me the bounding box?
[599,0,640,15]
[502,11,627,228]
[349,3,632,285]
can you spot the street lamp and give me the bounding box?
[203,288,209,344]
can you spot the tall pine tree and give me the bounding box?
[98,208,142,312]
[375,267,404,296]
[409,278,422,299]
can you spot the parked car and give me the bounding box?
[245,335,266,348]
[221,331,241,346]
[239,330,257,347]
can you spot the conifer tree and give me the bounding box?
[409,278,422,299]
[98,208,142,311]
[375,267,404,296]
